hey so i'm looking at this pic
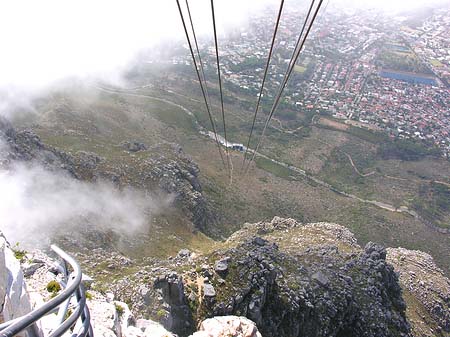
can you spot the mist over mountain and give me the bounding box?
[1,0,447,118]
[0,1,449,337]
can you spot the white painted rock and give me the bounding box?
[0,237,7,315]
[190,316,262,337]
[122,319,175,337]
[87,292,119,337]
[142,319,176,337]
[0,235,35,337]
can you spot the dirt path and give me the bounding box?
[343,152,376,177]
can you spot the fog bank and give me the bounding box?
[0,148,169,248]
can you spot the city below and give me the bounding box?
[163,4,450,158]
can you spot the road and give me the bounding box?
[93,84,422,220]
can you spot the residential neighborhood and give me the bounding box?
[163,5,450,157]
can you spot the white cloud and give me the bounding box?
[0,149,169,248]
[0,0,279,117]
[0,0,277,90]
[0,0,443,117]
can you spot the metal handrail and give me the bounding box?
[0,245,92,337]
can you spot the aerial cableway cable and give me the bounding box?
[244,0,324,173]
[241,0,286,172]
[175,0,226,169]
[185,0,214,119]
[210,0,233,179]
[244,0,319,173]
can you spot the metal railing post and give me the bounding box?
[0,245,93,337]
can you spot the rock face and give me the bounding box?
[120,141,148,153]
[186,237,409,337]
[0,232,176,337]
[0,234,35,337]
[75,141,216,234]
[187,218,411,337]
[110,217,414,337]
[0,116,77,175]
[154,272,194,336]
[142,143,216,232]
[387,247,450,337]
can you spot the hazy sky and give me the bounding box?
[0,0,445,102]
[0,0,276,90]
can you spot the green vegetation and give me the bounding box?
[347,126,388,144]
[378,139,441,161]
[114,303,125,317]
[230,56,263,72]
[294,65,307,73]
[92,282,108,295]
[65,309,73,320]
[339,126,440,162]
[149,100,198,134]
[156,309,166,319]
[12,243,27,262]
[46,280,61,294]
[413,182,450,229]
[430,59,444,67]
[255,157,293,179]
[377,44,431,74]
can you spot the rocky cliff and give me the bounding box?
[0,232,261,337]
[0,117,77,175]
[0,233,35,337]
[102,217,450,337]
[387,248,450,337]
[2,215,449,337]
[0,116,216,238]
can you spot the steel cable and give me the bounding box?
[210,0,232,179]
[245,0,324,173]
[175,0,227,168]
[241,0,286,171]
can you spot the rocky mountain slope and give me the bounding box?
[3,219,449,337]
[2,115,449,337]
[0,116,77,174]
[0,231,262,337]
[91,217,449,337]
[387,248,450,337]
[0,116,216,247]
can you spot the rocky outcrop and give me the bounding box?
[191,316,262,337]
[75,151,104,170]
[3,214,448,337]
[120,141,147,153]
[142,143,216,232]
[0,116,77,175]
[1,230,264,337]
[387,247,450,337]
[0,234,36,337]
[184,238,409,337]
[0,233,175,337]
[110,217,413,337]
[154,272,194,336]
[1,117,216,240]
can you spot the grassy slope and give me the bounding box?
[15,80,450,275]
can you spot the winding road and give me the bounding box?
[93,84,428,221]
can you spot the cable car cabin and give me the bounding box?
[228,143,244,152]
